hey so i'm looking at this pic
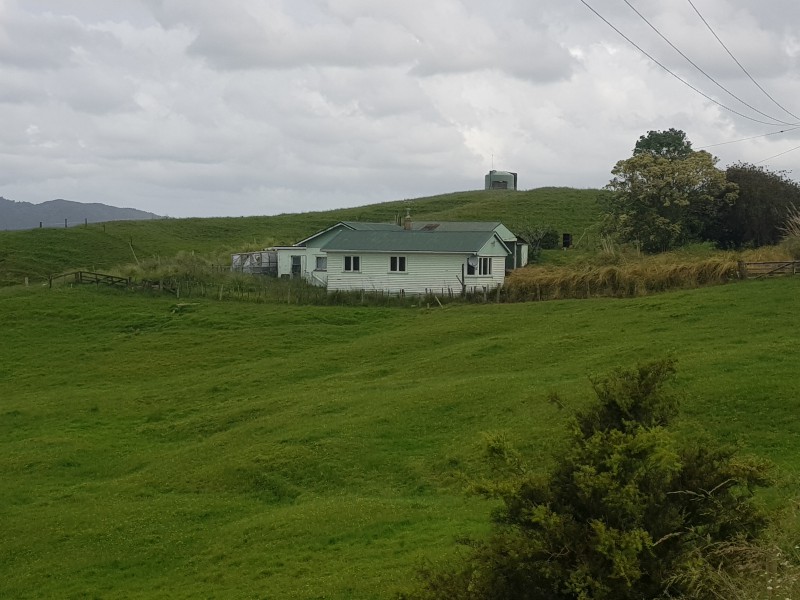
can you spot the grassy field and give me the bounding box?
[1,276,799,599]
[0,187,604,286]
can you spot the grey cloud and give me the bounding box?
[2,0,800,219]
[145,0,575,81]
[187,15,416,70]
[0,3,120,70]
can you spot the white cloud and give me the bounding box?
[0,0,799,218]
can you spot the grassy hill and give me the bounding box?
[1,278,799,598]
[0,188,604,286]
[3,186,798,598]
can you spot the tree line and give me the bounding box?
[602,128,800,252]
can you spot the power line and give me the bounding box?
[696,127,800,149]
[687,0,800,121]
[755,143,800,165]
[578,0,789,127]
[623,0,797,126]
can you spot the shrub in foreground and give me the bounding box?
[401,359,773,600]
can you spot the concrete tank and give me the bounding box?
[485,170,517,190]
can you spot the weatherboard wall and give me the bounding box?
[325,252,506,295]
[273,247,329,285]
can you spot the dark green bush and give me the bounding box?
[708,163,800,249]
[401,359,772,600]
[539,227,560,250]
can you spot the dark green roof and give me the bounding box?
[320,230,509,254]
[340,221,401,231]
[411,221,502,232]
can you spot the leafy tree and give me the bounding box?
[402,359,771,600]
[516,223,560,262]
[633,128,694,160]
[603,150,737,252]
[704,162,800,248]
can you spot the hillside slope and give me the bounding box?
[0,188,604,285]
[1,278,798,598]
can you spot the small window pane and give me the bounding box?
[390,256,406,272]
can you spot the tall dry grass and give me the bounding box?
[780,204,800,259]
[663,540,800,600]
[504,254,742,301]
[672,503,800,600]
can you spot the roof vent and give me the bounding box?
[403,209,412,231]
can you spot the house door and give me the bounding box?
[290,255,302,277]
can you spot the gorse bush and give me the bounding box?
[402,359,773,600]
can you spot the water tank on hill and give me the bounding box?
[485,170,518,190]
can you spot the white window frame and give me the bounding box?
[389,256,407,273]
[467,256,492,276]
[315,256,327,271]
[343,256,361,272]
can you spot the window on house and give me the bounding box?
[315,256,327,271]
[467,257,492,276]
[389,256,406,272]
[344,256,360,272]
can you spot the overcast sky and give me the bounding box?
[1,0,799,217]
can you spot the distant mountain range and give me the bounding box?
[0,197,162,230]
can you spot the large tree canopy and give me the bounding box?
[603,150,737,252]
[632,128,694,160]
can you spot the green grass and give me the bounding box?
[1,277,799,598]
[0,187,604,286]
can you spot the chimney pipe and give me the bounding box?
[403,209,412,231]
